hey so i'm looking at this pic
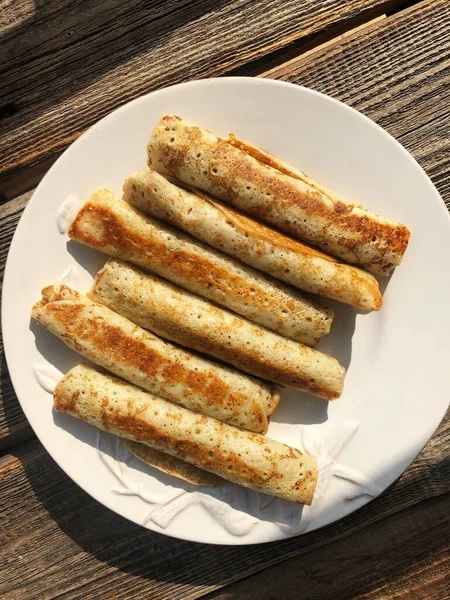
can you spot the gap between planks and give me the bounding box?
[259,16,387,79]
[260,0,438,82]
[229,0,422,78]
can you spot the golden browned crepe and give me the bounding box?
[31,284,277,432]
[90,259,346,400]
[55,364,318,504]
[124,169,382,310]
[122,440,224,486]
[68,189,333,345]
[147,115,410,275]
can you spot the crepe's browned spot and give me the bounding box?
[162,114,182,123]
[228,134,302,177]
[46,302,84,322]
[54,377,79,413]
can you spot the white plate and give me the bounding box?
[3,78,450,545]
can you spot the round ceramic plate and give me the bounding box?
[3,78,450,545]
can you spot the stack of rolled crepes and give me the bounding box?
[31,114,410,506]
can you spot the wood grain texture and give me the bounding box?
[0,191,33,450]
[400,116,450,211]
[265,0,450,142]
[0,412,448,600]
[0,0,397,191]
[203,494,450,600]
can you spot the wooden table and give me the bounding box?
[1,1,449,598]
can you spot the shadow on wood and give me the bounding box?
[201,492,450,600]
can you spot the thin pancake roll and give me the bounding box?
[31,284,277,432]
[147,115,410,275]
[90,259,346,400]
[54,364,318,505]
[124,169,382,311]
[68,189,333,345]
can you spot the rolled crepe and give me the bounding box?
[68,189,333,345]
[123,440,224,486]
[148,115,410,275]
[124,169,382,311]
[31,284,276,432]
[54,364,318,504]
[90,259,345,400]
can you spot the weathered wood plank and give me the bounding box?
[0,191,34,450]
[399,116,450,210]
[203,494,450,600]
[0,412,448,600]
[265,0,450,142]
[0,0,401,192]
